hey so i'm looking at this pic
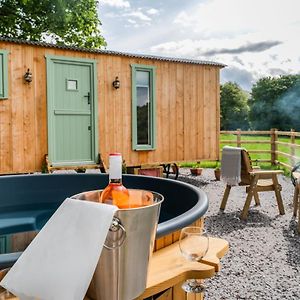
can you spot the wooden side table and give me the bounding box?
[136,237,229,300]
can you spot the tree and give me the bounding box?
[249,75,300,130]
[0,0,106,49]
[220,82,250,130]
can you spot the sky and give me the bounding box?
[98,0,300,91]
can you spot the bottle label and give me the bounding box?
[109,154,122,180]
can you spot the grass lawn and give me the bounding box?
[221,133,300,167]
[180,133,300,174]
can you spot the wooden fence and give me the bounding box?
[220,129,300,170]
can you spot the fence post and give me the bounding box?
[270,128,278,166]
[237,129,241,147]
[291,129,295,167]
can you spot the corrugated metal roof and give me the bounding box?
[0,37,226,68]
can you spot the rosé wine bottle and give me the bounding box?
[100,153,154,208]
[100,153,130,209]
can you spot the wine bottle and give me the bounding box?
[100,153,130,208]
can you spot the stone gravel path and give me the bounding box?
[177,168,300,300]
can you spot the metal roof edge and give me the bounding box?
[0,36,226,68]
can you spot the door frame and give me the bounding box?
[46,55,98,166]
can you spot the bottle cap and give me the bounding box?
[109,153,121,156]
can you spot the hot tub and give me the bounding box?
[0,173,208,267]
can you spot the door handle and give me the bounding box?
[84,92,90,104]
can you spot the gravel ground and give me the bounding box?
[177,168,300,300]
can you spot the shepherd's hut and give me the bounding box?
[0,38,225,174]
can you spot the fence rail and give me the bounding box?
[220,129,300,170]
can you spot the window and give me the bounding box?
[66,79,78,91]
[131,64,156,150]
[0,49,8,99]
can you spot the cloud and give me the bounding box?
[128,19,137,25]
[270,54,278,61]
[269,68,289,76]
[126,10,151,22]
[150,33,300,89]
[172,0,300,38]
[146,8,159,15]
[233,56,245,66]
[151,39,203,57]
[101,0,130,8]
[101,0,300,90]
[202,41,282,56]
[221,67,255,91]
[173,11,190,27]
[150,38,282,60]
[150,38,283,59]
[101,3,155,28]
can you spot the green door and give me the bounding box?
[46,56,98,166]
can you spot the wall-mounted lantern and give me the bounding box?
[112,76,120,89]
[24,68,33,83]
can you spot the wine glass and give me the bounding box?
[179,226,209,293]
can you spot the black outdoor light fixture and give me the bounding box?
[24,68,33,83]
[112,76,120,89]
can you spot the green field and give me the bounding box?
[221,133,300,167]
[180,133,300,174]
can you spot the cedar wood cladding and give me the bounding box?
[0,40,224,174]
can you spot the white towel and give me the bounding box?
[221,146,242,186]
[0,198,117,300]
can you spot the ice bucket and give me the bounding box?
[71,189,164,300]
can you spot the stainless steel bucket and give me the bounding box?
[71,189,164,300]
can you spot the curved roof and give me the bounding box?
[0,37,226,68]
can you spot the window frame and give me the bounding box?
[0,49,8,99]
[131,64,156,151]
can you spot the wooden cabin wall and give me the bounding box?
[0,42,220,174]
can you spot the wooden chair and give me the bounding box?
[291,164,300,233]
[220,149,285,220]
